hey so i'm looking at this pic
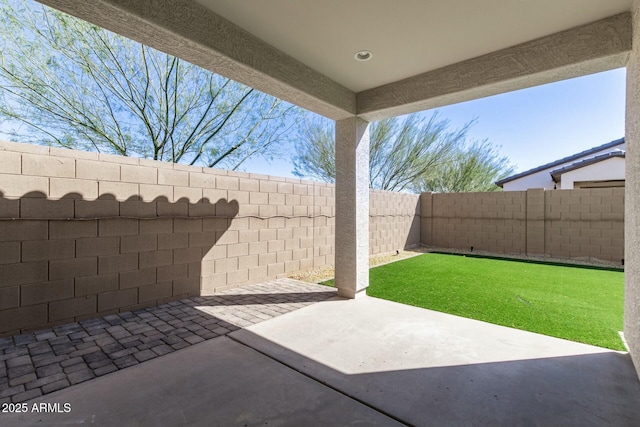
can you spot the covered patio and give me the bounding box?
[35,0,640,379]
[3,0,640,423]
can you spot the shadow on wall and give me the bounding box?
[405,214,421,250]
[0,190,238,336]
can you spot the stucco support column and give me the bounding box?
[335,117,370,299]
[625,0,640,378]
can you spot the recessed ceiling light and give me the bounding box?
[354,50,373,61]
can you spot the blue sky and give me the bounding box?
[244,67,626,178]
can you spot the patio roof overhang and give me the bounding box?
[34,0,640,379]
[36,0,632,121]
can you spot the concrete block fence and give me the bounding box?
[0,141,420,336]
[0,141,624,335]
[370,189,420,255]
[421,188,624,263]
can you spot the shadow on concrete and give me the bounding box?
[1,336,403,427]
[0,279,337,404]
[195,292,337,306]
[232,329,640,427]
[4,308,638,426]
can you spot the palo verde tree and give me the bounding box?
[292,113,468,192]
[293,112,514,193]
[0,0,300,169]
[412,139,515,193]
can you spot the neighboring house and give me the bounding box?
[496,138,625,191]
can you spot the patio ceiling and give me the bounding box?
[38,0,632,121]
[197,0,631,93]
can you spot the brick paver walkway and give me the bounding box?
[0,279,335,403]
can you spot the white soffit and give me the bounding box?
[196,0,632,92]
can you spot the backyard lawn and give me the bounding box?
[325,253,625,350]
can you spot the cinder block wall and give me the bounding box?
[370,189,421,255]
[544,188,624,261]
[0,141,419,336]
[421,188,624,262]
[422,191,527,254]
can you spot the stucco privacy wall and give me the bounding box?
[0,141,420,336]
[624,0,640,379]
[421,188,624,262]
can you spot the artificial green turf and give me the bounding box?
[323,253,625,350]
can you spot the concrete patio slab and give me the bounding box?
[231,296,640,427]
[3,282,638,426]
[0,335,402,427]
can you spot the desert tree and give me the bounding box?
[412,139,515,193]
[0,0,300,169]
[292,113,468,192]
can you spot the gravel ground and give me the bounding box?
[288,246,623,284]
[288,247,429,283]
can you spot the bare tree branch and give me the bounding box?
[0,0,301,169]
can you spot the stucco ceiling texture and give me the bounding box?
[196,0,632,92]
